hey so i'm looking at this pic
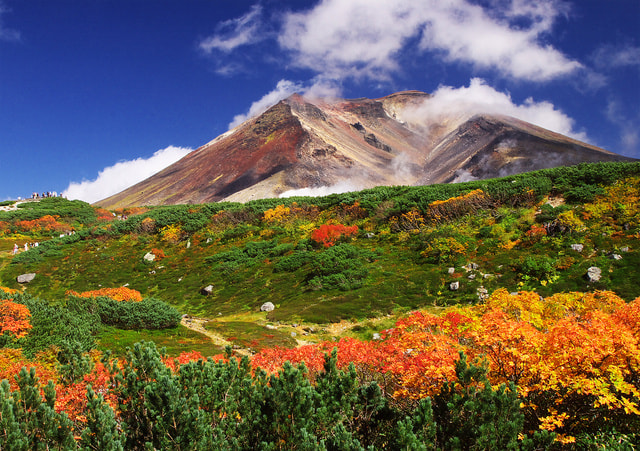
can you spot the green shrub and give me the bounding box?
[94,297,181,330]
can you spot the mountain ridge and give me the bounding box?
[96,91,634,208]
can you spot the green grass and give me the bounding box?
[203,320,297,350]
[96,324,222,358]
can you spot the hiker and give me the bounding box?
[13,244,18,255]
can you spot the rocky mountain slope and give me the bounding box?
[97,91,633,208]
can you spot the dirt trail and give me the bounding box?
[180,316,251,356]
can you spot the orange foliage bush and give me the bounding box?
[0,299,32,338]
[66,287,143,302]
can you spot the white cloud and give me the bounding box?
[0,2,20,41]
[228,80,305,129]
[227,78,343,129]
[277,0,580,82]
[200,5,263,53]
[279,181,362,198]
[592,44,640,69]
[398,78,587,141]
[62,146,192,204]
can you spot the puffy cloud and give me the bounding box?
[200,5,263,53]
[277,0,580,82]
[62,146,192,203]
[399,78,587,141]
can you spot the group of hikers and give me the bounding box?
[12,242,39,255]
[31,191,59,199]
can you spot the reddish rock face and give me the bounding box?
[97,92,636,208]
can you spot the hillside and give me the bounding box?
[1,161,639,448]
[96,92,634,208]
[1,161,639,349]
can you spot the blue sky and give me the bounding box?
[1,0,638,203]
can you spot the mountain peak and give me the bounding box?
[96,92,635,208]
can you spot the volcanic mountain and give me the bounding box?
[97,91,634,208]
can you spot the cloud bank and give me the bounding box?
[399,78,587,142]
[277,0,579,82]
[201,0,580,83]
[63,146,192,204]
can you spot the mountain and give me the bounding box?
[96,91,634,208]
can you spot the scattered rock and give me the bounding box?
[620,246,630,252]
[477,286,489,301]
[201,285,214,295]
[467,273,476,280]
[586,267,602,282]
[265,324,277,330]
[365,233,375,239]
[260,302,275,312]
[571,244,584,252]
[143,252,156,262]
[17,273,36,284]
[449,281,460,291]
[608,253,622,260]
[186,240,191,249]
[448,267,455,275]
[206,238,212,243]
[291,332,297,338]
[372,333,381,340]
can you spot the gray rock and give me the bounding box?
[143,252,156,262]
[365,233,375,238]
[609,253,622,260]
[448,267,455,275]
[260,302,275,312]
[201,285,214,295]
[291,332,297,338]
[467,273,476,280]
[586,267,602,282]
[265,324,277,330]
[449,281,460,291]
[620,246,630,252]
[372,333,381,340]
[571,244,584,252]
[17,273,36,283]
[477,286,489,301]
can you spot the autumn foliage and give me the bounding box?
[311,223,359,247]
[252,290,640,441]
[0,299,32,339]
[66,287,143,302]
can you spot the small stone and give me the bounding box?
[291,332,297,338]
[201,285,214,295]
[372,333,381,340]
[448,267,455,275]
[449,281,460,291]
[143,252,155,262]
[571,244,584,252]
[266,324,277,330]
[608,253,622,260]
[468,273,476,280]
[186,240,191,249]
[17,273,36,284]
[260,302,275,312]
[620,247,630,252]
[586,267,602,282]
